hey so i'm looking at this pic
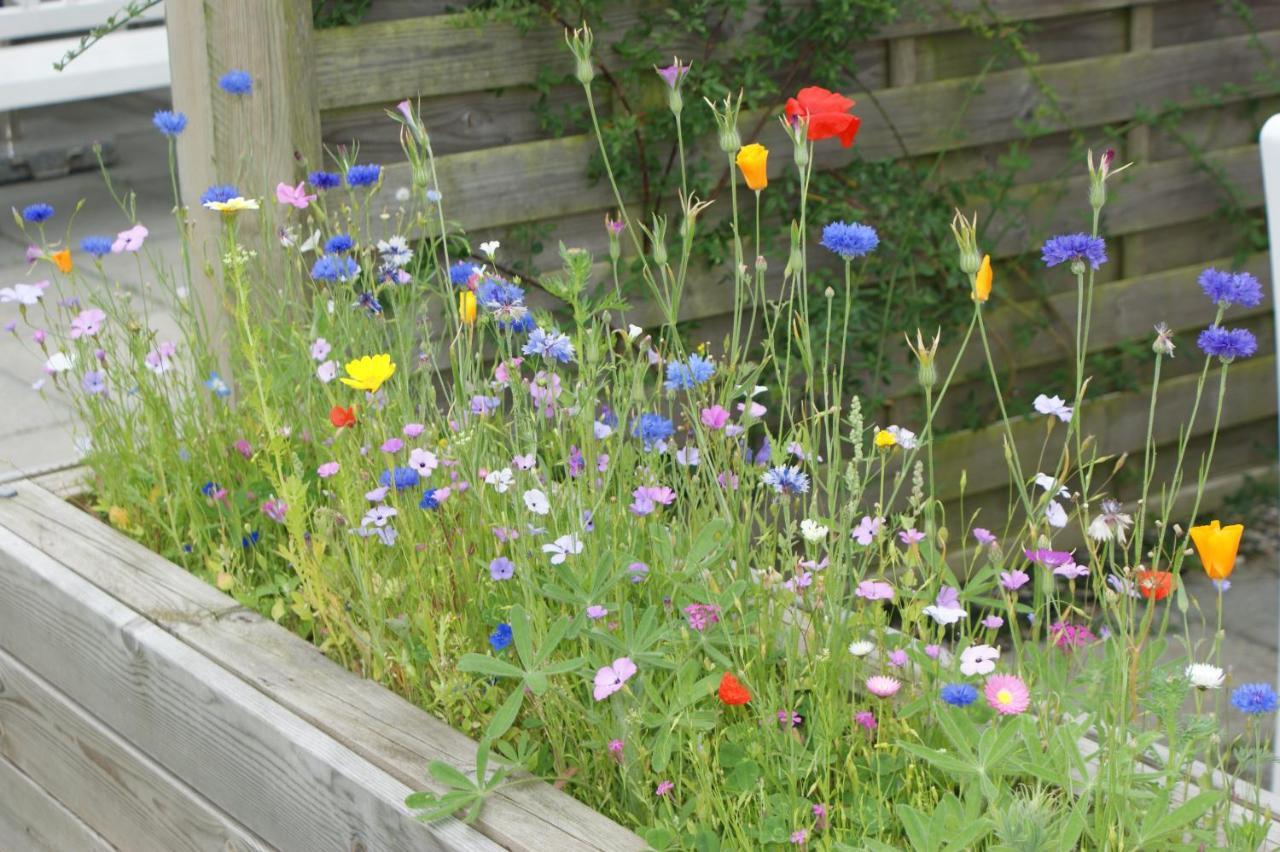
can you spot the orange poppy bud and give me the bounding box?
[51,249,72,274]
[735,143,768,191]
[972,254,992,303]
[329,405,356,429]
[1189,520,1243,581]
[718,672,750,706]
[459,289,477,324]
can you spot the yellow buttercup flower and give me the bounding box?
[735,143,768,191]
[203,197,260,215]
[972,254,992,303]
[1189,520,1243,581]
[459,289,477,324]
[340,353,396,393]
[873,429,897,449]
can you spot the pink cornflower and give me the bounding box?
[865,676,900,698]
[233,439,252,459]
[856,579,894,601]
[655,780,674,797]
[381,437,403,453]
[607,739,624,762]
[261,499,287,522]
[317,461,340,478]
[790,828,808,846]
[1049,621,1096,651]
[984,674,1030,715]
[683,603,720,632]
[854,710,877,731]
[700,405,731,430]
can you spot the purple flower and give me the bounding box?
[856,580,894,601]
[1025,548,1074,568]
[982,615,1004,629]
[381,437,403,453]
[1000,570,1029,591]
[586,605,608,620]
[1041,233,1107,269]
[1199,268,1263,308]
[489,557,515,581]
[261,499,287,522]
[852,515,883,546]
[683,603,720,631]
[630,485,676,516]
[1197,325,1257,361]
[655,60,689,88]
[627,561,649,583]
[899,528,925,545]
[81,370,107,396]
[973,527,997,545]
[887,649,908,668]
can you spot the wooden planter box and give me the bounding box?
[0,480,645,851]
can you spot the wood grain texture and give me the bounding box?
[0,524,498,852]
[0,757,113,852]
[0,645,271,851]
[0,484,648,852]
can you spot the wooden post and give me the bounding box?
[166,0,320,359]
[1121,3,1154,277]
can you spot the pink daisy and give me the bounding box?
[865,675,900,698]
[984,674,1030,715]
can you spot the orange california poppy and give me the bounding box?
[784,87,861,148]
[718,672,751,706]
[329,404,356,429]
[1135,569,1174,601]
[735,143,768,191]
[1189,520,1243,581]
[51,249,73,273]
[973,254,992,303]
[459,289,477,324]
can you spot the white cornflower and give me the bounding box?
[800,519,829,542]
[1185,663,1225,690]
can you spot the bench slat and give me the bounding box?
[0,26,169,111]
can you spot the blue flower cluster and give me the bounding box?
[477,278,535,332]
[762,465,810,495]
[346,164,382,187]
[200,184,239,205]
[380,466,420,491]
[940,683,978,707]
[632,413,674,449]
[22,203,54,224]
[1041,233,1107,270]
[308,171,341,190]
[217,69,253,95]
[1197,325,1257,362]
[80,236,113,257]
[820,221,879,260]
[450,261,479,287]
[1199,268,1263,309]
[324,234,354,254]
[152,110,187,137]
[1230,682,1278,715]
[419,488,441,510]
[522,327,575,363]
[489,623,513,651]
[664,354,715,391]
[310,254,359,282]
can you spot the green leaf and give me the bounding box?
[457,653,525,681]
[1139,789,1222,844]
[687,519,729,566]
[897,743,976,778]
[485,687,525,742]
[427,760,478,792]
[510,605,535,668]
[533,616,570,667]
[895,804,934,851]
[726,759,761,794]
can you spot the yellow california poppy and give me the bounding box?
[1189,520,1243,581]
[459,290,477,324]
[340,353,396,393]
[735,143,768,191]
[972,254,992,303]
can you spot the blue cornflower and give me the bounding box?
[477,278,534,331]
[324,234,354,254]
[310,254,359,282]
[1197,325,1257,362]
[819,221,879,260]
[199,481,220,496]
[205,371,231,398]
[632,413,674,449]
[200,184,239,206]
[379,466,421,491]
[450,261,478,286]
[664,354,716,391]
[489,623,513,651]
[1231,683,1278,715]
[308,171,342,190]
[217,69,253,95]
[940,683,978,707]
[419,489,440,510]
[241,530,260,548]
[354,291,383,315]
[1199,268,1264,309]
[22,203,54,224]
[1041,233,1107,270]
[152,110,188,137]
[80,236,113,257]
[522,327,575,363]
[761,465,810,495]
[346,164,382,187]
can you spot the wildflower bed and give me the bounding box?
[4,27,1279,849]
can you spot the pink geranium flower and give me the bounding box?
[317,461,340,478]
[593,657,637,700]
[112,224,148,253]
[700,405,731,430]
[856,579,894,601]
[630,485,676,516]
[276,181,317,209]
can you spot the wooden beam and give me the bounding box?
[0,758,112,852]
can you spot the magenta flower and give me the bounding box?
[276,181,317,209]
[317,461,340,478]
[683,603,720,631]
[700,405,731,430]
[855,580,894,601]
[630,485,676,516]
[233,439,252,459]
[655,59,690,88]
[607,738,624,762]
[1024,548,1074,569]
[1049,621,1095,651]
[777,709,802,729]
[655,780,674,797]
[261,499,287,522]
[69,307,105,339]
[854,710,877,730]
[790,829,808,846]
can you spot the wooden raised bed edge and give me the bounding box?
[0,479,645,851]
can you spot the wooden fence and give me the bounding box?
[167,0,1280,516]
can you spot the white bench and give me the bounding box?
[0,0,169,112]
[1262,114,1280,790]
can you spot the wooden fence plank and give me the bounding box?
[0,758,113,852]
[0,645,272,851]
[0,525,499,852]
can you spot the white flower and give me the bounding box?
[626,324,643,341]
[0,282,47,305]
[479,240,500,258]
[593,421,613,440]
[923,604,967,626]
[1185,663,1225,690]
[1088,499,1133,544]
[485,467,514,493]
[299,229,323,252]
[1033,393,1073,422]
[848,640,875,657]
[542,533,583,564]
[1034,473,1070,498]
[408,448,438,476]
[522,488,550,515]
[44,351,74,373]
[394,186,411,202]
[887,425,918,450]
[800,519,829,542]
[1046,499,1068,529]
[959,644,1000,676]
[317,361,337,383]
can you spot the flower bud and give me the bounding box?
[755,255,768,273]
[667,87,683,117]
[950,209,981,277]
[719,126,741,154]
[1152,322,1175,357]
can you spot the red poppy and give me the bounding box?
[784,86,861,148]
[718,672,751,706]
[329,405,356,429]
[1135,569,1174,601]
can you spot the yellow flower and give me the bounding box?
[873,429,897,449]
[459,289,477,324]
[340,353,396,393]
[51,249,73,274]
[107,505,130,529]
[735,143,768,191]
[1189,520,1243,581]
[203,197,260,215]
[972,254,992,303]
